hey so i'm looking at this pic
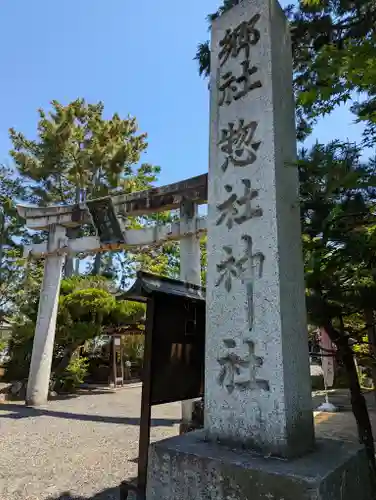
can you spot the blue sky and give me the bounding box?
[0,0,368,190]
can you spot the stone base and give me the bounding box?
[146,431,371,500]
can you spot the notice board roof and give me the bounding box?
[117,271,206,303]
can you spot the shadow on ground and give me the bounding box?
[49,390,118,401]
[50,383,142,402]
[46,479,138,500]
[4,390,116,403]
[46,486,120,499]
[0,403,179,427]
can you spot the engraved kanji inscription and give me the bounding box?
[218,60,262,107]
[218,13,261,67]
[216,235,265,331]
[215,245,242,293]
[241,235,264,331]
[218,120,261,171]
[216,179,262,229]
[217,338,269,393]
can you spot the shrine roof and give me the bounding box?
[116,271,206,303]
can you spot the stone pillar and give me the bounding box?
[26,225,66,406]
[146,1,371,498]
[179,200,201,432]
[204,0,314,455]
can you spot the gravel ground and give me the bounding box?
[0,385,374,500]
[0,384,180,500]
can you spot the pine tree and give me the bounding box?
[195,0,376,142]
[0,164,26,319]
[9,99,160,276]
[298,140,376,489]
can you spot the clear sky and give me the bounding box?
[0,0,368,189]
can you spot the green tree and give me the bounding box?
[298,140,376,489]
[9,99,157,204]
[9,99,160,276]
[122,235,207,287]
[195,0,376,142]
[4,274,145,387]
[4,257,46,381]
[0,164,26,319]
[112,209,181,289]
[55,276,144,378]
[288,0,376,144]
[194,0,239,79]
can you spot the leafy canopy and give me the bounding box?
[195,0,376,143]
[9,99,160,205]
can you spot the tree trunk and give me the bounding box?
[52,343,81,387]
[64,255,74,278]
[365,309,376,402]
[93,253,101,275]
[324,320,376,493]
[54,349,74,375]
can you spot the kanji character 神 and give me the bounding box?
[216,235,265,331]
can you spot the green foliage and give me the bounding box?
[124,231,207,286]
[2,321,35,381]
[13,260,45,323]
[9,99,160,205]
[60,288,115,321]
[108,300,145,327]
[57,277,144,348]
[122,334,144,365]
[56,356,89,393]
[57,288,114,351]
[0,164,27,318]
[196,1,376,143]
[299,140,376,346]
[358,369,372,390]
[132,242,180,279]
[8,98,161,280]
[60,275,113,295]
[4,275,145,385]
[112,209,183,288]
[288,0,376,144]
[194,1,239,78]
[0,337,8,356]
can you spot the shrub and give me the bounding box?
[123,334,144,365]
[0,338,8,353]
[56,356,89,393]
[2,321,34,381]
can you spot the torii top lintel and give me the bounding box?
[17,173,208,230]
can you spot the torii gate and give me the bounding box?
[17,173,208,429]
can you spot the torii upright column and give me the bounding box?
[179,199,201,432]
[26,224,66,406]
